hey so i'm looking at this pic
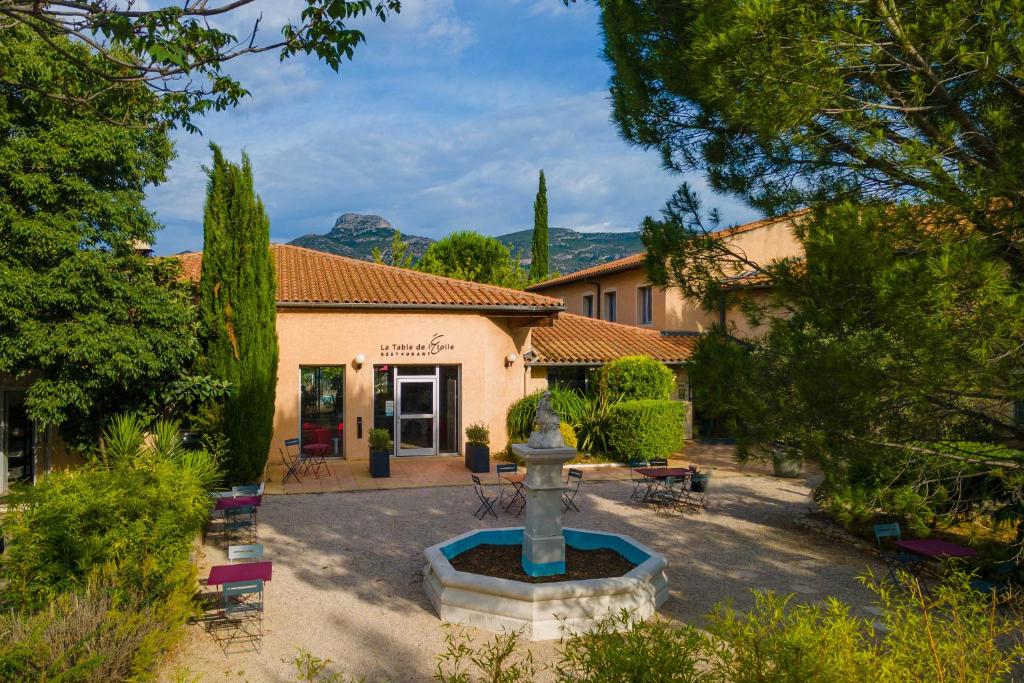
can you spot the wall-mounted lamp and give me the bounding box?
[353,353,366,369]
[504,352,518,368]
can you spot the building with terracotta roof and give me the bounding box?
[172,244,697,466]
[526,212,805,339]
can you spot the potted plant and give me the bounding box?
[464,422,490,473]
[368,428,392,478]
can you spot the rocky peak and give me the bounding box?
[331,213,393,233]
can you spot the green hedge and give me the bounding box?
[599,355,675,401]
[606,399,685,462]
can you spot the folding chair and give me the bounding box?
[496,463,525,515]
[686,471,711,511]
[215,579,264,651]
[970,559,1017,596]
[649,475,687,514]
[280,439,303,484]
[232,483,264,496]
[472,475,498,519]
[562,468,583,513]
[228,544,264,563]
[648,458,668,467]
[223,504,258,542]
[628,459,650,502]
[873,522,921,585]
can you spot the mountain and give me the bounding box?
[288,213,643,274]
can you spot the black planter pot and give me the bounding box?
[369,449,391,478]
[465,444,490,473]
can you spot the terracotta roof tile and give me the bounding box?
[177,244,563,311]
[526,209,810,292]
[529,314,698,365]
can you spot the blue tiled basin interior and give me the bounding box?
[440,528,651,566]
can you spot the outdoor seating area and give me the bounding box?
[201,484,272,653]
[872,521,983,590]
[280,437,333,484]
[474,463,585,519]
[629,460,710,513]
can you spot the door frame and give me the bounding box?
[395,374,439,456]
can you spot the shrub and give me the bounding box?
[598,355,675,401]
[606,400,685,462]
[434,625,535,683]
[465,423,489,447]
[555,611,712,682]
[559,421,578,450]
[368,428,392,452]
[0,415,220,679]
[505,387,588,442]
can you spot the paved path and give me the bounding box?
[162,470,880,682]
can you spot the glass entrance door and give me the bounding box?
[396,377,438,456]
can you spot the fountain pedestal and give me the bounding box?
[512,444,575,577]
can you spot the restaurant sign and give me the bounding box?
[379,333,455,358]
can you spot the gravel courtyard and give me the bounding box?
[162,471,884,682]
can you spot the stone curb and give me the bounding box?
[793,513,884,558]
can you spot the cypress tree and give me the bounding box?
[530,169,549,280]
[199,144,279,483]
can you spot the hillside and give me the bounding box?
[288,213,643,274]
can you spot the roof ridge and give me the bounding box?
[271,243,560,303]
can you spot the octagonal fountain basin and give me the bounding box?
[423,527,668,641]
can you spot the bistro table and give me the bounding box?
[896,538,978,560]
[498,473,526,516]
[207,560,273,586]
[214,495,262,511]
[635,467,695,503]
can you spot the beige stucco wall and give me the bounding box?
[275,309,543,461]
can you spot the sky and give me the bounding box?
[144,0,760,255]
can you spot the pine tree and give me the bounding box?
[530,170,549,280]
[199,144,279,483]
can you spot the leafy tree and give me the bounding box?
[0,27,212,448]
[530,169,549,280]
[595,0,1024,275]
[199,145,278,483]
[417,231,529,288]
[372,229,414,268]
[0,1,400,131]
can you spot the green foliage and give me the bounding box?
[368,428,393,452]
[559,422,578,450]
[0,27,213,449]
[1,2,400,131]
[372,229,415,268]
[417,231,529,288]
[437,573,1023,682]
[555,611,713,682]
[574,393,614,456]
[434,626,535,683]
[530,170,549,280]
[598,355,675,401]
[606,399,685,462]
[505,388,589,443]
[465,423,490,448]
[0,415,220,679]
[292,648,365,682]
[199,144,279,484]
[598,1,1024,271]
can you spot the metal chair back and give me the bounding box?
[496,463,517,475]
[873,522,902,547]
[222,579,264,617]
[280,444,302,484]
[649,458,668,468]
[562,468,583,512]
[232,483,264,496]
[472,475,497,519]
[228,543,264,563]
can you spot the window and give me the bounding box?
[603,291,617,322]
[547,366,599,395]
[300,366,345,457]
[582,293,594,318]
[638,286,653,325]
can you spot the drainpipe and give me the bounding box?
[589,279,602,319]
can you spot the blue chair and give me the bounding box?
[649,458,668,468]
[873,523,921,584]
[228,544,264,563]
[650,475,687,514]
[970,560,1017,596]
[281,439,303,484]
[221,579,264,638]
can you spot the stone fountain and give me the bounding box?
[423,392,668,640]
